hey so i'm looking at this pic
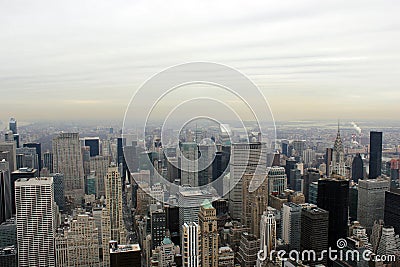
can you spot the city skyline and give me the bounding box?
[1,1,400,266]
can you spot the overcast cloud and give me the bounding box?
[0,0,399,123]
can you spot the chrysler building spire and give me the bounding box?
[330,121,346,176]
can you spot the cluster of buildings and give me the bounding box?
[0,118,400,267]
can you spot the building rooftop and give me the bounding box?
[15,177,52,184]
[201,199,213,209]
[12,167,37,174]
[0,246,17,256]
[110,244,141,253]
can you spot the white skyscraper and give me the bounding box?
[229,142,267,220]
[258,210,276,267]
[55,213,100,267]
[182,222,200,267]
[105,166,126,243]
[52,132,85,200]
[15,177,56,267]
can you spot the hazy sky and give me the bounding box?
[1,0,399,124]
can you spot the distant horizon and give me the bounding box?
[2,118,400,130]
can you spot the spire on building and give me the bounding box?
[330,121,346,176]
[333,121,344,156]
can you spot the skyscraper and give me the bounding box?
[101,208,111,267]
[165,204,180,245]
[56,213,100,267]
[52,132,85,200]
[349,185,358,222]
[10,168,38,214]
[229,142,266,220]
[0,161,12,224]
[83,137,100,157]
[237,232,260,267]
[317,177,349,248]
[267,166,287,195]
[89,155,109,197]
[117,137,125,166]
[301,205,329,266]
[376,226,400,256]
[330,127,346,176]
[289,168,302,192]
[284,158,297,186]
[302,148,316,167]
[16,147,38,170]
[43,151,53,173]
[53,173,65,211]
[390,158,400,182]
[258,210,276,264]
[180,142,198,187]
[384,190,400,235]
[292,140,306,157]
[242,173,268,237]
[15,177,56,267]
[23,143,42,172]
[281,202,302,251]
[182,222,200,267]
[105,166,126,243]
[9,118,17,135]
[281,140,289,157]
[150,208,166,250]
[358,178,389,233]
[0,142,17,172]
[178,188,213,228]
[303,168,320,202]
[325,147,333,176]
[198,200,218,267]
[369,131,383,179]
[351,153,364,182]
[198,144,214,186]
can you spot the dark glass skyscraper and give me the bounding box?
[117,137,125,166]
[285,158,297,186]
[0,161,12,224]
[384,191,400,235]
[301,206,329,266]
[9,118,17,135]
[351,153,363,182]
[53,173,65,211]
[150,208,166,250]
[281,140,289,157]
[325,148,333,176]
[369,131,382,179]
[317,177,349,248]
[84,138,100,157]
